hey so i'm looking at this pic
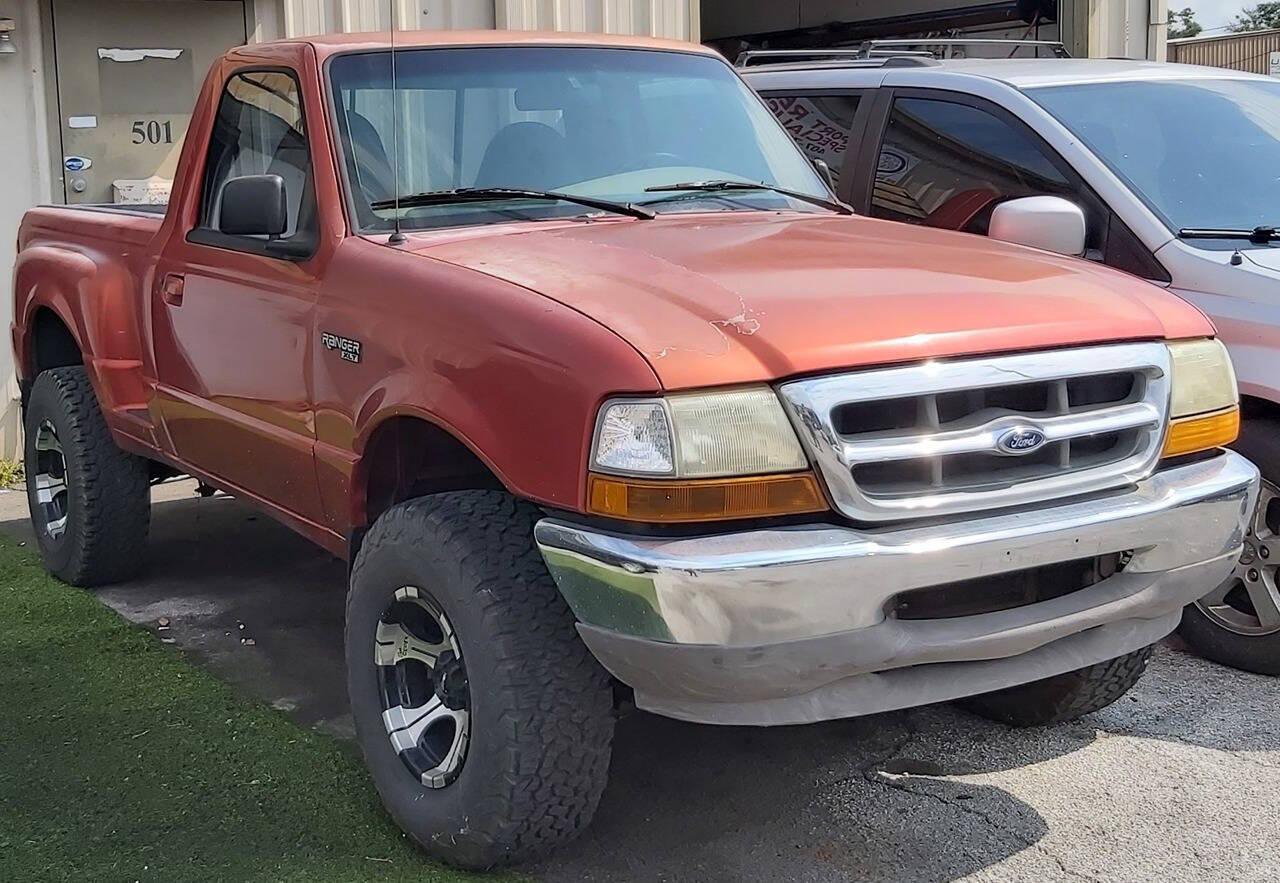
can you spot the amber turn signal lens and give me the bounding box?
[587,471,828,523]
[1161,407,1240,458]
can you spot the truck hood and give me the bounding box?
[1243,247,1280,275]
[414,213,1212,390]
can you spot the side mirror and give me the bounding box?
[988,196,1086,257]
[811,157,835,191]
[218,174,288,237]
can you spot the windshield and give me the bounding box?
[1030,78,1280,239]
[327,47,829,231]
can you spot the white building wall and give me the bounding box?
[1086,0,1167,60]
[496,0,697,39]
[255,0,695,40]
[256,0,494,38]
[0,0,52,459]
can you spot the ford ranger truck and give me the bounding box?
[11,31,1258,869]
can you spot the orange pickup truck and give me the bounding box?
[11,31,1258,867]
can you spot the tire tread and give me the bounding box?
[26,366,150,585]
[960,645,1153,727]
[347,491,613,868]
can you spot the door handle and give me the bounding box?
[161,273,185,307]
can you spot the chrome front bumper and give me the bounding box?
[535,452,1258,725]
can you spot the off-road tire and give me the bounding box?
[345,490,614,869]
[24,366,150,586]
[1178,416,1280,676]
[958,645,1154,726]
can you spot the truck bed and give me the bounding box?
[18,203,165,253]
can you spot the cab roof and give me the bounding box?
[279,28,717,61]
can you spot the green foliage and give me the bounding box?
[0,539,506,882]
[1229,2,1280,32]
[1169,7,1203,39]
[0,459,23,489]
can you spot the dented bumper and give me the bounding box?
[535,451,1258,725]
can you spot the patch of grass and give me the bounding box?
[0,539,506,882]
[0,458,24,488]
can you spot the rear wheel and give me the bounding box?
[1179,417,1280,675]
[346,491,614,869]
[958,646,1153,726]
[23,366,150,586]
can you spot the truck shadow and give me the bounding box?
[0,484,1275,882]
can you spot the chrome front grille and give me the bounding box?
[778,343,1171,522]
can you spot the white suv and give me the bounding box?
[744,49,1280,675]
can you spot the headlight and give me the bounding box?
[588,387,825,522]
[1162,338,1240,457]
[593,387,807,478]
[593,401,674,476]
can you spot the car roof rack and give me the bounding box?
[735,49,937,68]
[736,39,1071,68]
[859,38,1072,58]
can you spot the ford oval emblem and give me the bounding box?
[997,426,1047,455]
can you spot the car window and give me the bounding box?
[762,94,860,188]
[200,70,316,243]
[871,96,1072,234]
[1031,78,1280,237]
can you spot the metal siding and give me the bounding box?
[264,0,689,39]
[495,0,695,39]
[1169,30,1280,74]
[268,0,496,39]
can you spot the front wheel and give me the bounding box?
[1178,418,1280,676]
[958,646,1154,726]
[345,491,614,869]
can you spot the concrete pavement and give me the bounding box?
[1,481,1276,881]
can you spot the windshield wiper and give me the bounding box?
[1178,226,1279,244]
[641,180,853,215]
[370,188,654,220]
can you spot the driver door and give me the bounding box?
[152,67,326,525]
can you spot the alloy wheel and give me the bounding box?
[375,586,470,788]
[33,419,69,541]
[1196,479,1280,636]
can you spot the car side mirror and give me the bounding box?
[218,174,288,237]
[988,196,1086,257]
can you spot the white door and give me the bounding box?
[51,0,247,204]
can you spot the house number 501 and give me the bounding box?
[131,120,174,145]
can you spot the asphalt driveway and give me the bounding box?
[1,481,1276,881]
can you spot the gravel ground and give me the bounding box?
[532,642,1279,882]
[1,481,1276,881]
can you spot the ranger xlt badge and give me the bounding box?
[321,332,362,363]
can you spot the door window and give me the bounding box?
[871,96,1072,234]
[199,70,316,248]
[762,94,860,188]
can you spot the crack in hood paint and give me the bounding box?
[413,214,1214,390]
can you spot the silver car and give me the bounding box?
[745,49,1280,675]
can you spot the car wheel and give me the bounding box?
[23,366,151,586]
[1179,417,1280,675]
[345,490,614,869]
[958,645,1153,726]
